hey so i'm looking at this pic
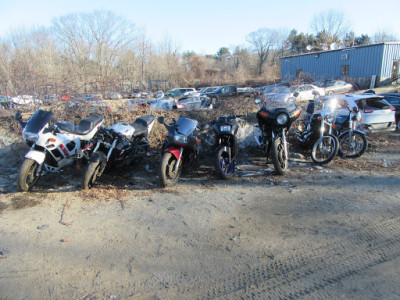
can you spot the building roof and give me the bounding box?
[281,42,400,60]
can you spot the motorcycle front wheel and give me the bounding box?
[311,134,338,164]
[82,161,101,189]
[271,138,288,175]
[214,147,235,180]
[338,130,367,158]
[159,152,181,187]
[17,158,42,192]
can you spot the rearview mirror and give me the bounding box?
[157,116,165,124]
[293,91,300,98]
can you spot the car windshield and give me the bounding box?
[324,81,336,87]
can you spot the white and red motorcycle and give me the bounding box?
[15,109,103,191]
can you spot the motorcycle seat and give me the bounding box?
[133,115,155,127]
[130,115,155,137]
[75,114,104,135]
[54,121,75,133]
[131,123,147,137]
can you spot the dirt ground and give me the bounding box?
[1,96,400,299]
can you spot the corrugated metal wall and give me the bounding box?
[281,43,400,86]
[382,44,400,77]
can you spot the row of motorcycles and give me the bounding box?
[14,91,367,192]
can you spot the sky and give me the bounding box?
[0,0,399,55]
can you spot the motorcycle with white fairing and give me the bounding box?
[15,109,103,191]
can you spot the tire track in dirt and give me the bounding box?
[157,217,400,299]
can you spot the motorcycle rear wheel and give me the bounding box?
[82,161,101,189]
[311,134,338,164]
[159,152,181,187]
[271,138,288,175]
[17,158,42,192]
[338,130,367,158]
[214,147,235,180]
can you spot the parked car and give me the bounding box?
[125,99,156,110]
[131,90,141,98]
[198,86,219,94]
[165,88,198,98]
[379,93,400,129]
[322,94,396,132]
[322,80,354,95]
[174,96,213,111]
[150,99,177,110]
[263,83,325,103]
[106,92,123,100]
[67,100,112,114]
[140,91,153,98]
[11,95,43,107]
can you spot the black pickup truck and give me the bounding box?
[202,85,259,103]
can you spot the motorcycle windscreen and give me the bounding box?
[263,98,297,112]
[174,116,198,136]
[24,109,54,133]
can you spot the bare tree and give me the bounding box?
[246,28,279,76]
[373,29,399,43]
[311,9,351,44]
[52,10,136,93]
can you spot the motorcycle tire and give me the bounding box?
[311,134,339,165]
[82,161,101,189]
[159,152,181,187]
[17,158,42,192]
[338,130,367,158]
[214,147,235,180]
[271,138,288,175]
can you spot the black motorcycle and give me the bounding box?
[211,115,241,179]
[255,98,301,175]
[333,101,367,158]
[158,116,206,187]
[82,114,155,189]
[296,97,339,164]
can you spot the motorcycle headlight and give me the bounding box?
[174,134,187,144]
[220,125,231,132]
[276,113,288,125]
[326,114,335,123]
[23,131,39,142]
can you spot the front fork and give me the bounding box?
[174,147,183,172]
[274,129,288,159]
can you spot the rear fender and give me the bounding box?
[165,147,181,160]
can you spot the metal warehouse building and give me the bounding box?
[280,42,400,89]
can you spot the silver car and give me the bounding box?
[322,94,396,132]
[323,80,354,95]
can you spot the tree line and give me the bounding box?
[0,9,397,97]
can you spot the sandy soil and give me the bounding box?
[0,117,400,299]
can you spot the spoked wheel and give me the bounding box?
[271,138,288,175]
[214,147,235,180]
[311,134,339,164]
[159,152,181,187]
[338,130,367,158]
[17,158,42,192]
[82,161,101,189]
